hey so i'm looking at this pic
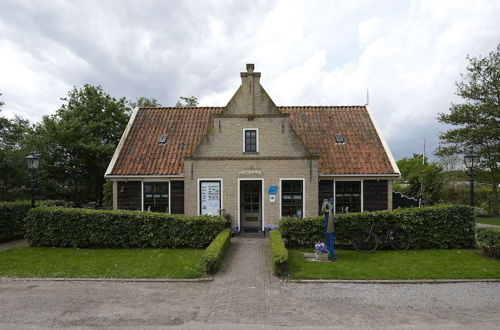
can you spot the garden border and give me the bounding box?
[285,279,500,284]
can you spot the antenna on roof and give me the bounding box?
[365,89,370,106]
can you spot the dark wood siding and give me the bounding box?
[117,181,142,210]
[363,180,388,211]
[318,180,334,215]
[170,181,185,214]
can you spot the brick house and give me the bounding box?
[105,64,400,232]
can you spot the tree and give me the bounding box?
[128,96,162,108]
[175,96,199,107]
[437,44,500,215]
[33,85,130,205]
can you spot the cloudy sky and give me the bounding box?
[0,0,499,160]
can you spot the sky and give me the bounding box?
[0,0,499,160]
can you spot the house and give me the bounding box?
[105,64,400,232]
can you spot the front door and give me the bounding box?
[240,180,262,231]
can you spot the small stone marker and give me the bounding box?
[303,252,332,262]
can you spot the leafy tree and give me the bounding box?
[175,96,199,107]
[32,85,130,205]
[437,44,500,215]
[0,93,33,201]
[128,96,162,108]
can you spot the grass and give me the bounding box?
[475,217,500,226]
[0,247,205,278]
[289,248,500,280]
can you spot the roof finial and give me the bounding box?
[246,64,254,73]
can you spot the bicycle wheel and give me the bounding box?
[389,228,411,251]
[351,230,378,253]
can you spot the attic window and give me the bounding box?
[159,135,168,145]
[335,134,345,144]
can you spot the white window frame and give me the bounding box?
[197,178,224,215]
[237,178,265,231]
[141,179,171,213]
[243,128,259,153]
[279,178,306,218]
[333,179,364,214]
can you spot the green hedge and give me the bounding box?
[279,205,475,249]
[269,231,288,277]
[25,207,225,248]
[202,228,231,274]
[0,201,32,243]
[476,227,500,259]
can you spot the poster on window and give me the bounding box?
[200,181,221,216]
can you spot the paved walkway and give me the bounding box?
[0,239,28,252]
[197,237,289,325]
[477,223,500,228]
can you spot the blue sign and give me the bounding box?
[268,186,278,194]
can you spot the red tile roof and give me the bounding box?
[108,106,397,176]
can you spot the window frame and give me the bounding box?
[334,179,363,214]
[279,178,305,218]
[142,181,170,213]
[243,128,259,153]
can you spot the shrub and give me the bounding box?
[25,207,225,248]
[476,227,500,259]
[279,205,475,249]
[202,228,231,274]
[0,201,32,243]
[473,207,488,217]
[269,230,288,277]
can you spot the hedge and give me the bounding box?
[269,230,288,277]
[279,205,475,249]
[0,201,32,243]
[25,207,225,248]
[476,227,500,259]
[202,228,231,274]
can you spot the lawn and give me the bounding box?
[288,249,500,280]
[475,217,500,226]
[0,247,205,278]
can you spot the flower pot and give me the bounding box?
[315,252,328,261]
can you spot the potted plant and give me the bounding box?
[314,242,329,261]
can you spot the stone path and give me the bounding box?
[197,237,288,325]
[0,239,28,252]
[476,223,500,228]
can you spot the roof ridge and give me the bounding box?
[277,105,367,108]
[139,106,225,110]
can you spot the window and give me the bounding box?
[143,182,169,212]
[159,135,168,145]
[335,133,345,144]
[281,180,303,218]
[244,129,258,153]
[335,181,361,213]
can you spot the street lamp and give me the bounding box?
[464,152,480,208]
[25,153,40,208]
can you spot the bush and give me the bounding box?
[0,201,32,243]
[202,228,231,274]
[474,207,488,217]
[269,230,288,277]
[476,227,500,259]
[25,207,225,248]
[279,205,475,249]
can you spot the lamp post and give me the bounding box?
[464,152,480,208]
[25,153,40,208]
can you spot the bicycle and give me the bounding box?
[350,220,411,253]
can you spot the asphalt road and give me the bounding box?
[0,279,498,329]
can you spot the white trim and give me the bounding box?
[279,178,306,218]
[105,107,139,178]
[243,128,259,153]
[141,180,171,213]
[106,174,184,179]
[197,178,224,215]
[237,178,265,231]
[365,105,400,175]
[319,173,399,178]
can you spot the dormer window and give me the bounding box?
[159,135,168,145]
[243,128,258,153]
[335,133,345,144]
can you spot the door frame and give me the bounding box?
[237,178,265,231]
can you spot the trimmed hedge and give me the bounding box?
[25,207,225,248]
[202,228,231,274]
[279,205,475,249]
[269,230,288,277]
[476,227,500,259]
[0,201,32,243]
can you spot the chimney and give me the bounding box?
[240,64,260,115]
